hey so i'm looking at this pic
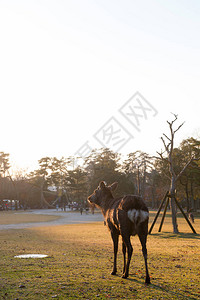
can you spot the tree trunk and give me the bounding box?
[137,167,141,196]
[185,183,189,213]
[151,186,155,209]
[142,163,147,198]
[40,179,45,208]
[190,181,195,211]
[170,179,179,233]
[171,197,179,233]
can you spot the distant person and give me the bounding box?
[188,212,194,223]
[188,209,195,223]
[91,204,95,214]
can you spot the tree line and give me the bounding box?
[0,136,200,211]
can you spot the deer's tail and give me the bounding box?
[127,209,149,224]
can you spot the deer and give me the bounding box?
[88,181,151,284]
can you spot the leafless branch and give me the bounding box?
[156,151,169,163]
[162,172,171,180]
[161,137,171,154]
[163,133,171,141]
[170,112,178,124]
[174,122,185,134]
[175,156,194,182]
[188,157,200,169]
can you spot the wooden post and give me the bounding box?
[149,191,169,234]
[158,197,169,232]
[174,197,197,234]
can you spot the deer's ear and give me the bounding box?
[99,181,106,189]
[109,182,118,192]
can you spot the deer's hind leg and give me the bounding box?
[138,222,151,284]
[121,233,133,278]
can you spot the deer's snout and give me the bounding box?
[88,194,95,203]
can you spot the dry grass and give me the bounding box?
[0,211,60,225]
[0,211,199,299]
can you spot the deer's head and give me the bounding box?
[88,181,118,207]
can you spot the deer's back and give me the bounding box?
[105,195,149,235]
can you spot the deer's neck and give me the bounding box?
[100,196,115,217]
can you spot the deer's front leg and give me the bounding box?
[110,231,119,275]
[122,240,126,274]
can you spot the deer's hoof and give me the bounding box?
[122,274,128,279]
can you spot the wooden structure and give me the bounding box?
[149,191,197,234]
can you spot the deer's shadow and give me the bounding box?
[114,274,197,299]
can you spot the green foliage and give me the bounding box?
[0,152,10,177]
[67,167,88,203]
[123,151,153,196]
[84,148,120,193]
[0,137,200,210]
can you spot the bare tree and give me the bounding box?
[157,114,194,233]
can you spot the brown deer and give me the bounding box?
[88,181,151,284]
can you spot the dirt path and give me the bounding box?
[0,209,104,230]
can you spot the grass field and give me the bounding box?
[0,211,199,299]
[0,211,60,225]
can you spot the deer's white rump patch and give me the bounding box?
[127,209,149,224]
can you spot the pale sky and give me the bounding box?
[0,0,200,172]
